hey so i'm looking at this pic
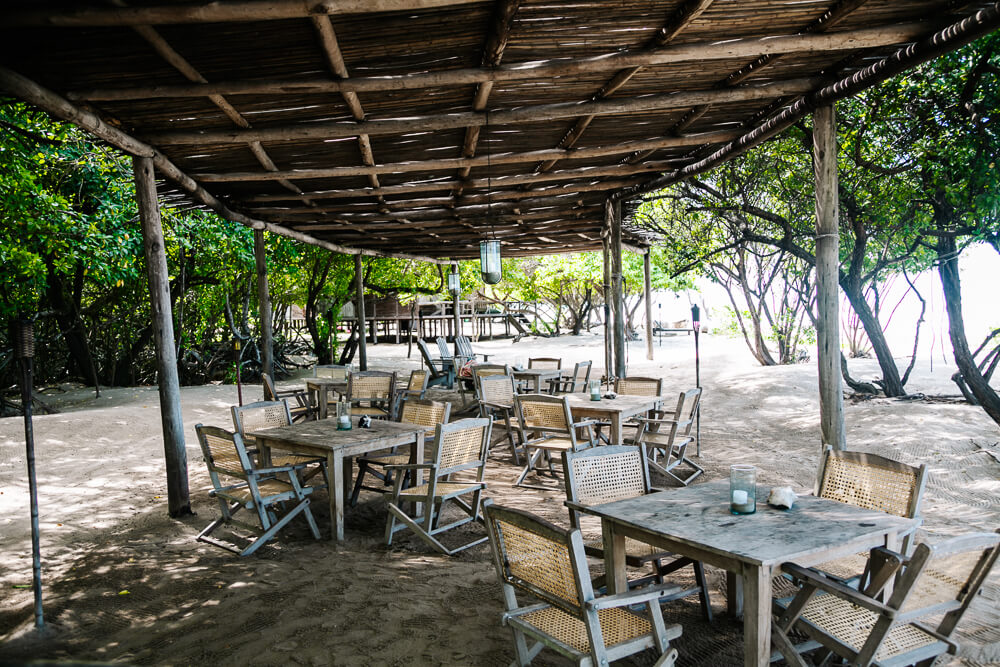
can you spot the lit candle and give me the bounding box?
[732,489,748,505]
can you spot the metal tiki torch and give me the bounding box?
[691,304,701,457]
[16,314,44,629]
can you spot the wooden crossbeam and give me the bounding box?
[69,24,927,101]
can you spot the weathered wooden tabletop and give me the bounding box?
[565,392,661,445]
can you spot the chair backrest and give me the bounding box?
[232,400,292,438]
[472,363,511,398]
[479,373,516,408]
[563,445,649,529]
[815,447,927,520]
[483,500,591,615]
[315,364,350,380]
[416,339,445,376]
[455,335,475,358]
[347,370,396,402]
[428,417,492,477]
[616,376,662,396]
[515,393,574,435]
[399,397,451,428]
[261,373,279,401]
[196,424,253,486]
[643,388,701,444]
[436,336,453,360]
[528,357,561,370]
[567,360,593,392]
[406,369,430,393]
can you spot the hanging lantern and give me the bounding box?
[447,269,461,295]
[480,239,502,284]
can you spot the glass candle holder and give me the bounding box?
[336,400,352,431]
[589,379,602,401]
[730,464,756,515]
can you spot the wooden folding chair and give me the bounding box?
[350,397,451,506]
[346,370,396,419]
[547,360,592,395]
[809,446,928,586]
[483,500,683,667]
[384,418,492,555]
[231,400,327,485]
[773,531,1000,667]
[456,334,490,362]
[390,368,429,419]
[633,388,704,486]
[477,373,523,464]
[463,362,510,407]
[195,424,321,556]
[262,373,312,422]
[513,394,596,490]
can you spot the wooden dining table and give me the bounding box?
[565,392,662,445]
[513,368,568,393]
[305,377,349,420]
[250,418,425,541]
[576,480,919,667]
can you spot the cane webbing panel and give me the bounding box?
[399,481,482,497]
[811,552,871,581]
[236,403,290,435]
[799,594,938,660]
[585,536,662,559]
[818,455,918,517]
[497,519,578,603]
[481,376,515,406]
[351,406,390,417]
[202,431,247,478]
[362,453,410,466]
[316,366,349,379]
[533,437,576,452]
[520,605,651,654]
[271,453,322,467]
[528,358,562,370]
[408,370,428,391]
[221,478,295,506]
[350,374,394,400]
[520,400,569,430]
[400,400,448,428]
[616,378,661,396]
[902,551,981,612]
[571,451,645,505]
[438,425,486,469]
[475,366,508,382]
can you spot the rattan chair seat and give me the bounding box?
[798,594,939,660]
[216,478,297,506]
[531,437,575,451]
[809,552,870,580]
[361,453,410,466]
[520,605,652,653]
[351,406,390,417]
[399,481,484,498]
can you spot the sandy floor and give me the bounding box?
[1,332,998,666]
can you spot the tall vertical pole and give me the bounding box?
[602,226,612,385]
[133,156,190,517]
[813,105,847,451]
[15,317,43,629]
[643,249,654,361]
[253,229,274,381]
[451,263,462,347]
[609,200,626,379]
[355,253,368,371]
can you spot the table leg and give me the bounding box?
[318,386,329,420]
[602,522,628,594]
[331,452,344,541]
[342,455,354,506]
[610,414,622,446]
[726,571,743,617]
[742,564,772,667]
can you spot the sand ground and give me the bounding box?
[1,332,998,666]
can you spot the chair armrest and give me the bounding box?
[570,418,599,429]
[480,401,513,411]
[253,464,309,475]
[383,463,436,472]
[781,563,895,617]
[587,582,687,611]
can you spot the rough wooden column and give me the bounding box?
[355,254,367,370]
[813,105,846,450]
[609,200,626,379]
[253,229,274,381]
[644,249,654,361]
[133,156,190,517]
[451,263,462,344]
[602,227,612,382]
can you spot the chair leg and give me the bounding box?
[241,498,313,556]
[693,561,713,622]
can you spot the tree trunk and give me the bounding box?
[840,286,905,397]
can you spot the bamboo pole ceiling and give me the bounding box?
[2,1,998,261]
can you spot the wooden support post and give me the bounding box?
[602,232,612,383]
[609,200,626,379]
[355,254,368,371]
[253,229,274,381]
[451,263,462,346]
[644,249,654,361]
[133,156,191,517]
[813,105,846,451]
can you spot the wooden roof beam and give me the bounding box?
[70,24,929,101]
[5,1,487,27]
[0,66,450,264]
[146,79,817,145]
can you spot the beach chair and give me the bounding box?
[513,394,596,490]
[350,397,451,506]
[346,370,396,419]
[417,338,454,388]
[384,418,492,555]
[772,531,1000,667]
[231,400,327,484]
[562,445,712,620]
[262,373,312,422]
[547,360,592,395]
[633,388,704,486]
[456,334,490,362]
[195,424,321,556]
[482,500,683,667]
[477,372,522,464]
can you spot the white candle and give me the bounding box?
[732,490,748,505]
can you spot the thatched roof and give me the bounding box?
[2,1,997,262]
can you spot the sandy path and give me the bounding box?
[1,332,998,666]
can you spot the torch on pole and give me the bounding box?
[691,304,701,457]
[16,314,44,629]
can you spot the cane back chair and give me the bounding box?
[547,360,593,395]
[633,388,703,486]
[463,362,511,407]
[350,397,451,506]
[347,370,396,419]
[773,531,1000,667]
[562,446,712,621]
[590,376,663,445]
[262,373,312,423]
[195,424,321,556]
[231,400,327,484]
[477,373,523,464]
[483,500,683,667]
[384,417,492,555]
[391,368,429,419]
[513,394,596,490]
